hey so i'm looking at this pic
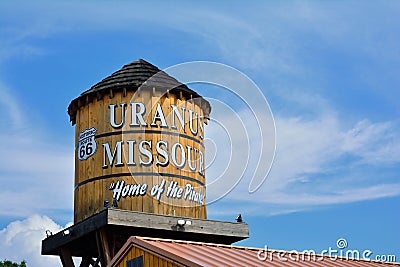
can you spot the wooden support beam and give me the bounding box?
[100,228,112,264]
[42,209,249,257]
[92,258,100,267]
[78,256,93,267]
[95,232,104,266]
[59,248,75,267]
[96,228,111,266]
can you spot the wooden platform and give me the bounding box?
[42,208,249,265]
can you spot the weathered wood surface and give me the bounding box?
[113,244,184,267]
[74,89,208,223]
[107,209,246,238]
[78,256,94,267]
[96,228,111,266]
[59,248,75,267]
[42,209,249,257]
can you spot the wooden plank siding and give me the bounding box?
[74,88,208,223]
[109,237,200,267]
[114,247,183,267]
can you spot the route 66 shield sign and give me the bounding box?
[78,127,97,160]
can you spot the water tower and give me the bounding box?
[42,59,248,267]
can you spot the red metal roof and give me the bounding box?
[111,237,399,267]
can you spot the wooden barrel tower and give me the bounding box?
[42,60,248,267]
[68,59,211,223]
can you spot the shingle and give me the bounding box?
[82,59,187,94]
[67,59,211,125]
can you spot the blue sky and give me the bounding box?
[0,1,399,265]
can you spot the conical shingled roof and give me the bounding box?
[83,59,191,95]
[68,59,211,125]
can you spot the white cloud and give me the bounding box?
[0,0,399,219]
[0,84,73,218]
[0,83,23,128]
[0,1,268,69]
[1,1,399,78]
[206,97,400,215]
[341,119,400,164]
[0,215,67,266]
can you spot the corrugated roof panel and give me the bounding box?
[152,241,220,267]
[139,238,399,267]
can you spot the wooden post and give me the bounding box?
[96,228,111,266]
[78,256,93,267]
[59,248,75,267]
